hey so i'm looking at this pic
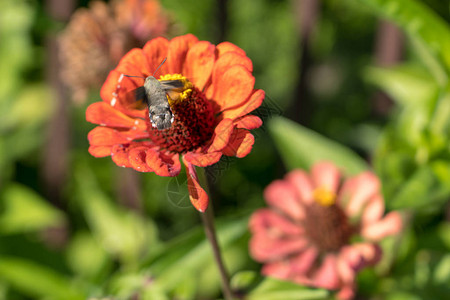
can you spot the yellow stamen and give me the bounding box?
[159,74,193,106]
[313,187,336,206]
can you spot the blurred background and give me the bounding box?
[0,0,449,299]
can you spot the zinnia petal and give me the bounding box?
[285,170,314,205]
[216,41,246,56]
[88,145,111,157]
[167,34,198,73]
[142,37,169,75]
[183,151,222,167]
[234,115,262,130]
[88,127,148,146]
[312,254,340,290]
[183,157,209,212]
[219,90,264,122]
[207,119,235,152]
[146,148,181,177]
[264,180,305,221]
[250,233,309,262]
[361,211,403,241]
[311,162,341,194]
[183,41,215,91]
[361,194,385,225]
[249,209,305,236]
[129,147,153,172]
[212,65,255,113]
[341,172,381,217]
[86,102,146,129]
[222,128,255,158]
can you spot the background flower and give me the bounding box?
[59,0,170,103]
[249,162,403,299]
[86,34,265,212]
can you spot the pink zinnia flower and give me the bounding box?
[249,162,403,299]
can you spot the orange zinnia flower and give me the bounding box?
[249,162,403,299]
[86,34,264,212]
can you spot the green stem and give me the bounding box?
[197,167,235,300]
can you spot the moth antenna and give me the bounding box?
[153,57,167,76]
[123,75,146,79]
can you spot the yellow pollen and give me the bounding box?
[159,74,193,106]
[313,187,336,206]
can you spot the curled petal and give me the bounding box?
[183,41,215,91]
[234,115,262,130]
[146,148,181,177]
[111,144,132,168]
[212,65,255,113]
[311,162,341,194]
[142,37,170,75]
[183,151,222,167]
[208,119,235,152]
[167,34,199,74]
[361,211,403,241]
[250,233,309,262]
[285,170,314,205]
[264,180,305,221]
[182,157,209,212]
[88,145,111,157]
[128,147,153,172]
[249,209,305,236]
[222,128,254,158]
[361,194,385,225]
[341,172,381,217]
[220,89,265,120]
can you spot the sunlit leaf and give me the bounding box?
[0,184,65,234]
[0,257,84,300]
[269,117,369,175]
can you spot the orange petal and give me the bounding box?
[88,126,149,146]
[183,151,222,167]
[167,34,198,73]
[206,52,253,99]
[220,89,265,120]
[128,147,153,172]
[183,41,215,91]
[116,48,151,77]
[311,162,341,194]
[111,144,132,168]
[234,115,262,130]
[182,157,209,212]
[222,128,254,158]
[208,119,235,152]
[212,65,255,113]
[145,148,181,177]
[264,180,305,221]
[86,102,145,129]
[88,145,111,157]
[216,41,246,57]
[142,37,170,75]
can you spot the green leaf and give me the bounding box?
[0,257,84,300]
[0,184,65,234]
[364,64,439,106]
[269,117,369,175]
[356,0,450,79]
[247,277,329,300]
[389,160,450,209]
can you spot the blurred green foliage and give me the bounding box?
[0,0,449,299]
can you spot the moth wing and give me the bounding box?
[160,80,184,92]
[125,86,148,109]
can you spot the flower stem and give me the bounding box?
[197,168,235,300]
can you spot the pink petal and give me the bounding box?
[361,194,385,225]
[361,211,403,241]
[337,285,356,300]
[290,246,319,275]
[312,254,341,289]
[285,170,314,205]
[261,260,292,280]
[182,157,209,212]
[249,209,305,236]
[264,180,305,221]
[311,162,341,194]
[341,172,381,217]
[250,233,309,262]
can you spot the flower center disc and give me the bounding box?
[146,75,215,153]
